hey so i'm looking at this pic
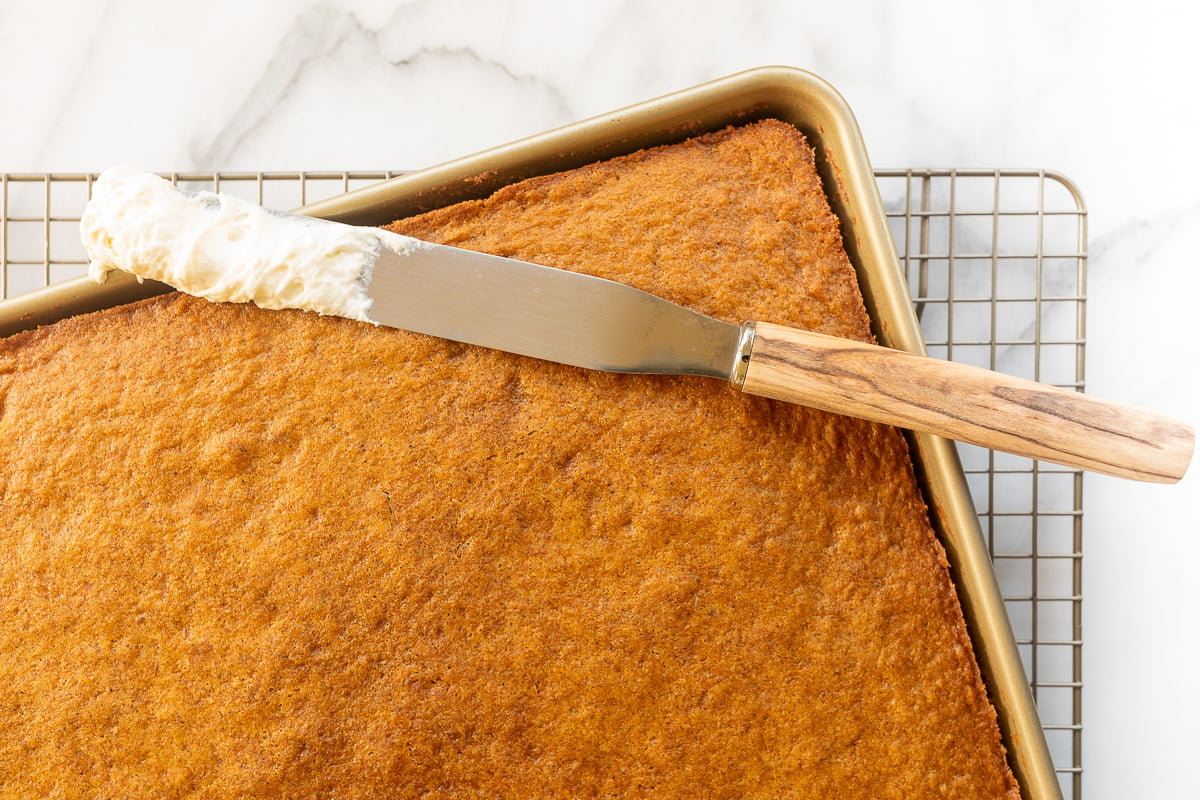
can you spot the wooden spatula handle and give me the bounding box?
[736,322,1194,483]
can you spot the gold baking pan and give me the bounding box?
[0,65,1060,799]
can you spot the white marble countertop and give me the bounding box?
[2,1,1195,796]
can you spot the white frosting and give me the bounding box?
[81,167,429,322]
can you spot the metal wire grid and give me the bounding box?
[1,169,1086,798]
[875,169,1086,800]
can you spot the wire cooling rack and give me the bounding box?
[0,169,1086,799]
[875,169,1086,800]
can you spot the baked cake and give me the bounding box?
[0,120,1019,798]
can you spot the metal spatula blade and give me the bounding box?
[369,246,742,380]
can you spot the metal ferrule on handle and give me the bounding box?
[729,321,757,387]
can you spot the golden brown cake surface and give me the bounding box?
[0,120,1018,798]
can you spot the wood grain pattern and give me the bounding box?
[740,322,1194,483]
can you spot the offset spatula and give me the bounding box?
[366,244,1193,484]
[80,169,1194,484]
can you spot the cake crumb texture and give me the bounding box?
[0,120,1018,798]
